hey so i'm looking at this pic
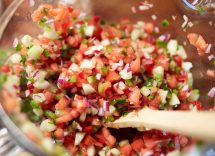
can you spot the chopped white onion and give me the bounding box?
[80,59,96,69]
[176,46,187,60]
[182,62,193,72]
[27,45,44,60]
[43,30,59,40]
[32,93,46,103]
[142,46,155,54]
[131,29,141,41]
[10,53,22,64]
[74,132,85,145]
[120,65,132,80]
[21,35,32,47]
[96,73,101,80]
[167,150,180,156]
[109,105,116,114]
[131,6,136,14]
[29,0,35,7]
[82,84,96,95]
[33,108,43,116]
[169,93,180,106]
[85,25,95,37]
[34,80,50,89]
[87,146,96,156]
[118,81,126,90]
[12,38,18,48]
[69,63,80,72]
[153,66,164,78]
[167,40,178,56]
[151,14,157,20]
[101,39,110,46]
[84,45,103,55]
[182,15,189,28]
[205,44,212,54]
[140,86,151,96]
[110,148,120,155]
[158,89,168,103]
[40,119,56,132]
[119,140,129,146]
[111,60,124,70]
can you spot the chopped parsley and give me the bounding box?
[161,19,170,27]
[110,97,126,105]
[70,76,77,83]
[43,50,49,57]
[15,43,22,51]
[39,18,47,27]
[45,110,57,121]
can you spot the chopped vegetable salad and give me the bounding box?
[0,4,202,156]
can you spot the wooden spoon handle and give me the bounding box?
[106,108,215,141]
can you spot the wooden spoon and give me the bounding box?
[106,107,215,141]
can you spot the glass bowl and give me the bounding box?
[0,0,214,155]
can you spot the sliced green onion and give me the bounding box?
[45,110,57,120]
[110,97,126,105]
[30,100,40,109]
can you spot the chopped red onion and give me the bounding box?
[32,70,40,78]
[182,15,189,28]
[98,107,104,116]
[29,0,35,7]
[46,19,54,25]
[111,60,123,71]
[205,44,212,54]
[174,137,180,150]
[103,101,110,112]
[64,95,71,101]
[158,34,171,42]
[12,38,18,48]
[208,55,214,60]
[143,150,154,156]
[208,87,215,97]
[57,79,64,85]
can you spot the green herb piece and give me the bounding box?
[158,103,165,110]
[0,49,8,66]
[43,50,49,57]
[72,17,77,21]
[100,19,106,25]
[110,97,126,105]
[125,78,134,86]
[87,76,96,84]
[20,71,27,90]
[101,66,109,74]
[148,94,155,100]
[156,40,167,48]
[61,50,67,58]
[121,51,127,56]
[30,100,40,109]
[197,5,205,14]
[161,19,169,27]
[20,55,27,64]
[45,110,57,120]
[168,141,174,148]
[70,76,77,83]
[21,98,32,112]
[16,43,22,51]
[39,18,47,27]
[62,44,70,51]
[105,115,115,122]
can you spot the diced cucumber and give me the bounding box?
[177,46,187,60]
[27,45,44,60]
[140,86,151,96]
[188,89,200,102]
[182,62,193,72]
[167,40,178,56]
[85,25,95,37]
[43,30,59,39]
[153,66,164,79]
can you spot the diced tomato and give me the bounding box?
[55,96,71,110]
[119,144,132,156]
[173,55,182,67]
[128,87,141,106]
[144,22,154,33]
[148,94,161,109]
[178,90,190,100]
[72,95,88,113]
[83,126,94,134]
[101,128,116,148]
[177,103,190,110]
[166,75,177,89]
[43,90,55,104]
[131,139,144,152]
[157,54,169,71]
[131,58,141,74]
[192,101,202,110]
[106,71,121,82]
